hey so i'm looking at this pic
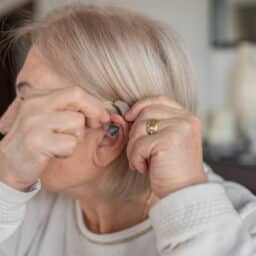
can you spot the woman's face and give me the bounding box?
[7,47,115,193]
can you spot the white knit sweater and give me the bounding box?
[0,165,256,256]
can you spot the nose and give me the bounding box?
[0,98,21,135]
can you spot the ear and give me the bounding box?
[93,114,129,168]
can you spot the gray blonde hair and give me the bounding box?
[15,4,197,199]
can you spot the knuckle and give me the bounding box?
[94,106,103,118]
[88,104,103,119]
[157,95,169,102]
[140,107,151,119]
[68,137,78,151]
[184,115,202,134]
[180,119,193,133]
[190,115,202,129]
[75,114,85,127]
[71,86,85,99]
[62,137,77,155]
[173,115,202,139]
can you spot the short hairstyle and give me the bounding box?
[15,4,197,199]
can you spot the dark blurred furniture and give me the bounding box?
[205,156,256,194]
[211,0,256,48]
[0,1,35,117]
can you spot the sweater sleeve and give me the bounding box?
[0,180,41,243]
[149,164,256,256]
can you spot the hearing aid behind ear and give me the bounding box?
[112,100,130,116]
[105,100,130,136]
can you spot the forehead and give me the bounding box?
[16,47,71,90]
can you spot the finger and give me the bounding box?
[129,127,175,174]
[45,111,85,142]
[128,133,158,173]
[125,96,182,121]
[138,104,181,120]
[86,118,103,129]
[28,86,110,126]
[127,118,177,150]
[29,128,79,158]
[45,132,78,158]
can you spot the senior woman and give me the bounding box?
[0,4,255,256]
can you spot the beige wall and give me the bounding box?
[36,0,210,111]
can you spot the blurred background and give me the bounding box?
[1,0,256,193]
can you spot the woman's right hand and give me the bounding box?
[0,86,110,191]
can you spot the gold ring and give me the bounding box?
[146,119,159,135]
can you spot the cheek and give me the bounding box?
[40,137,101,191]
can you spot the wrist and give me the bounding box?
[0,150,31,192]
[156,174,208,199]
[0,175,32,192]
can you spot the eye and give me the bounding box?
[15,81,32,99]
[0,132,5,140]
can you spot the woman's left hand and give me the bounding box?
[125,96,208,199]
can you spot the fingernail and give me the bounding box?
[124,113,132,121]
[125,111,130,116]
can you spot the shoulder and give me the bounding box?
[204,162,256,224]
[26,186,72,221]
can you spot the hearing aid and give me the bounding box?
[105,100,130,136]
[107,124,120,136]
